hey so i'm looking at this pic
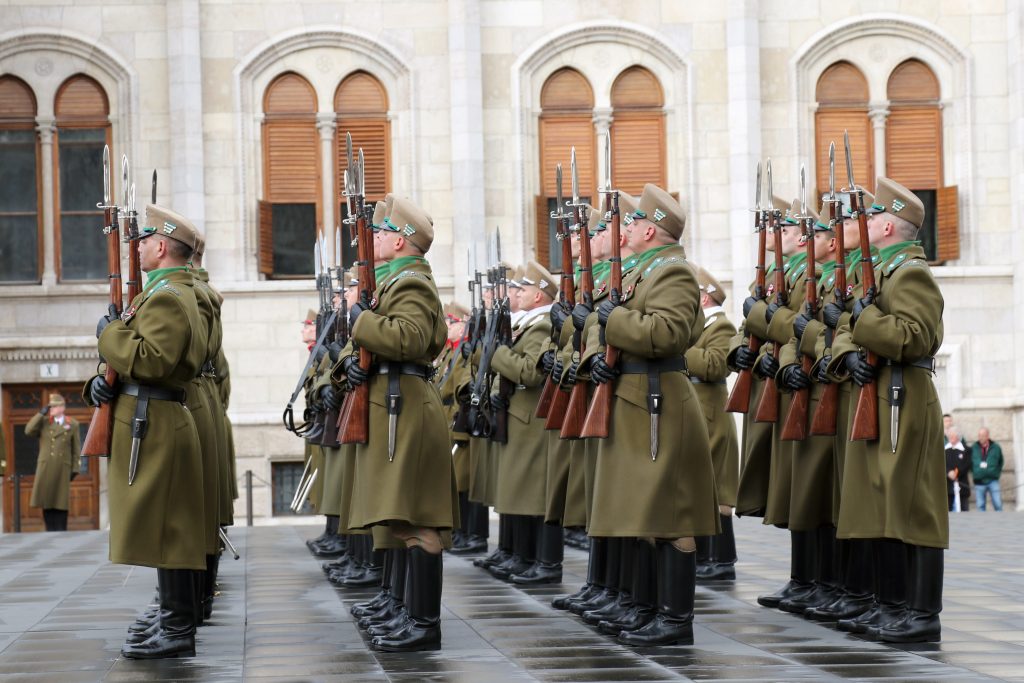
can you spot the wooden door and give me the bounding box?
[3,382,100,532]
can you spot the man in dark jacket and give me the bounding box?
[971,428,1003,511]
[944,428,970,512]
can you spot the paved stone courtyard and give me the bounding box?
[0,513,1021,682]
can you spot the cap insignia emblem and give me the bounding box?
[539,279,549,289]
[162,222,177,234]
[892,199,906,212]
[653,208,666,222]
[402,225,416,236]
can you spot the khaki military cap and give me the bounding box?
[781,198,801,225]
[633,184,685,240]
[693,265,726,305]
[370,193,395,228]
[815,199,841,232]
[379,196,434,252]
[48,393,65,407]
[833,189,882,220]
[618,191,639,226]
[508,265,524,288]
[873,177,925,229]
[587,199,606,235]
[444,301,471,320]
[195,232,206,257]
[139,204,200,252]
[304,309,317,324]
[343,269,358,286]
[519,259,558,299]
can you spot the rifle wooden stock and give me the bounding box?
[320,407,341,447]
[545,386,570,430]
[780,356,812,440]
[580,346,616,439]
[339,194,374,445]
[753,364,780,423]
[810,382,839,435]
[559,382,588,439]
[725,336,761,413]
[82,202,122,458]
[848,188,878,441]
[535,376,556,418]
[850,374,878,440]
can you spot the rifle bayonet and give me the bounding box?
[553,164,563,220]
[843,130,856,191]
[828,142,836,200]
[570,147,580,207]
[754,161,762,213]
[151,169,157,204]
[603,134,612,191]
[121,155,129,212]
[358,149,365,197]
[765,158,774,211]
[99,145,111,209]
[799,164,807,218]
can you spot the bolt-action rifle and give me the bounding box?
[753,160,783,423]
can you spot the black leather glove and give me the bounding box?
[319,385,341,411]
[590,353,619,384]
[539,350,555,374]
[70,472,78,482]
[551,358,564,382]
[742,296,758,318]
[565,360,582,386]
[549,302,570,334]
[845,352,877,387]
[490,393,510,411]
[755,353,779,379]
[765,302,781,323]
[326,341,344,363]
[40,405,50,416]
[781,365,812,391]
[348,301,367,329]
[817,356,833,384]
[822,302,844,330]
[733,345,758,371]
[850,291,875,328]
[96,303,119,339]
[89,376,115,405]
[571,302,593,332]
[460,341,472,359]
[596,298,617,327]
[342,355,368,387]
[314,344,328,363]
[793,312,812,340]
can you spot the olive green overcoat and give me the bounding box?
[191,274,221,555]
[493,307,551,516]
[827,244,948,548]
[685,308,739,508]
[335,258,457,531]
[95,268,207,570]
[544,313,575,524]
[584,246,719,539]
[27,413,81,510]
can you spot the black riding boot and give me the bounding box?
[513,521,563,584]
[201,553,219,621]
[699,514,737,580]
[475,512,510,567]
[554,536,603,610]
[806,538,874,621]
[450,491,471,549]
[877,545,942,643]
[781,526,841,614]
[843,539,908,634]
[491,516,535,580]
[584,538,635,625]
[308,515,336,551]
[600,539,656,635]
[758,529,815,608]
[365,549,411,635]
[371,547,442,652]
[352,548,393,617]
[122,569,196,659]
[570,537,620,615]
[618,542,695,646]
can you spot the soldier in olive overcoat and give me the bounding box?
[27,393,81,531]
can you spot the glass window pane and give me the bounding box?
[13,425,39,477]
[272,461,313,516]
[60,213,106,280]
[913,190,938,262]
[0,130,38,212]
[0,215,40,282]
[58,129,105,211]
[272,203,316,276]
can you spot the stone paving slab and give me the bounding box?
[0,513,1020,681]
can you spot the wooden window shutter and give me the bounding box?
[886,60,942,191]
[336,72,391,202]
[611,67,666,195]
[264,120,319,202]
[535,195,550,267]
[815,62,871,193]
[936,185,959,262]
[55,75,109,123]
[258,199,273,274]
[0,75,37,123]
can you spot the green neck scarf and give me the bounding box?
[786,252,808,273]
[845,246,880,278]
[592,260,611,283]
[634,245,673,269]
[877,240,921,265]
[145,266,188,288]
[818,260,837,278]
[374,263,391,282]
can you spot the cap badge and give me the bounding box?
[653,208,666,222]
[162,221,177,235]
[402,225,416,236]
[892,199,906,212]
[539,279,549,289]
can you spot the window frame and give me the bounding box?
[0,76,44,285]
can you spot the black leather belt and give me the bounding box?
[885,357,936,373]
[376,362,434,380]
[618,357,688,375]
[885,356,935,416]
[119,383,186,403]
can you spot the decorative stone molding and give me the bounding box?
[233,26,415,281]
[511,21,694,256]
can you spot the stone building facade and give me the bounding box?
[1,0,1021,524]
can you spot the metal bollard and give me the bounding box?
[12,473,21,533]
[246,469,253,527]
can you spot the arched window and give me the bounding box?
[0,76,41,283]
[814,61,872,196]
[886,59,955,261]
[335,71,390,268]
[54,75,110,281]
[259,72,320,278]
[610,66,666,194]
[537,68,595,270]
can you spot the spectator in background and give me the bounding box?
[971,428,1003,512]
[943,414,954,445]
[945,428,970,512]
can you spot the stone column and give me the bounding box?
[726,0,762,312]
[593,108,613,194]
[1006,4,1024,509]
[36,117,57,286]
[316,114,337,264]
[166,0,206,230]
[448,0,486,301]
[868,105,890,179]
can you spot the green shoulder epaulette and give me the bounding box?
[881,253,927,276]
[382,270,432,293]
[642,255,686,277]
